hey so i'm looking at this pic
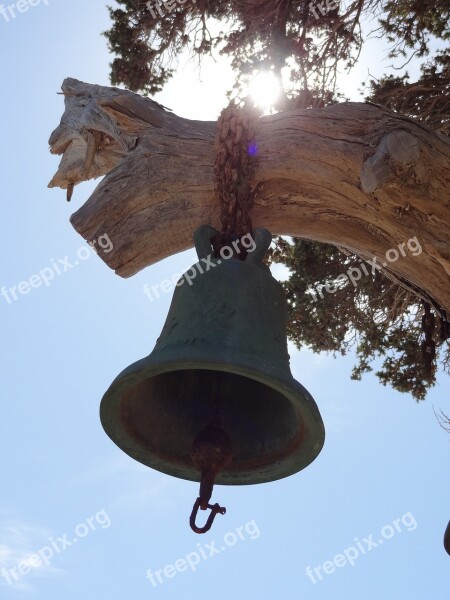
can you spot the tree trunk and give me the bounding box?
[48,78,450,315]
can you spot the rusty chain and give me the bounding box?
[214,102,260,255]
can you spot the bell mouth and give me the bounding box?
[101,365,324,485]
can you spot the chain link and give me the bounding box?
[214,102,260,254]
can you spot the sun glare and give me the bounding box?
[248,71,281,110]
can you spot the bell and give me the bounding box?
[100,225,325,493]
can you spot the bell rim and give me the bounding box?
[100,357,325,486]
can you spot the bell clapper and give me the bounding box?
[189,422,233,534]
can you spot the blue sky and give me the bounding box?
[0,1,449,598]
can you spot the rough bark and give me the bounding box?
[48,78,450,315]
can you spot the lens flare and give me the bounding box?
[248,71,281,109]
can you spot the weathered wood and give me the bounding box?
[48,78,450,314]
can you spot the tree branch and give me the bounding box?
[48,78,450,314]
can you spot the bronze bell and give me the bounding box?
[100,225,325,529]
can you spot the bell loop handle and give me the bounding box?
[245,227,272,264]
[194,225,220,260]
[194,224,272,264]
[189,497,226,534]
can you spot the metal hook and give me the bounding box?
[190,497,226,534]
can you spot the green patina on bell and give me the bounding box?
[100,225,325,488]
